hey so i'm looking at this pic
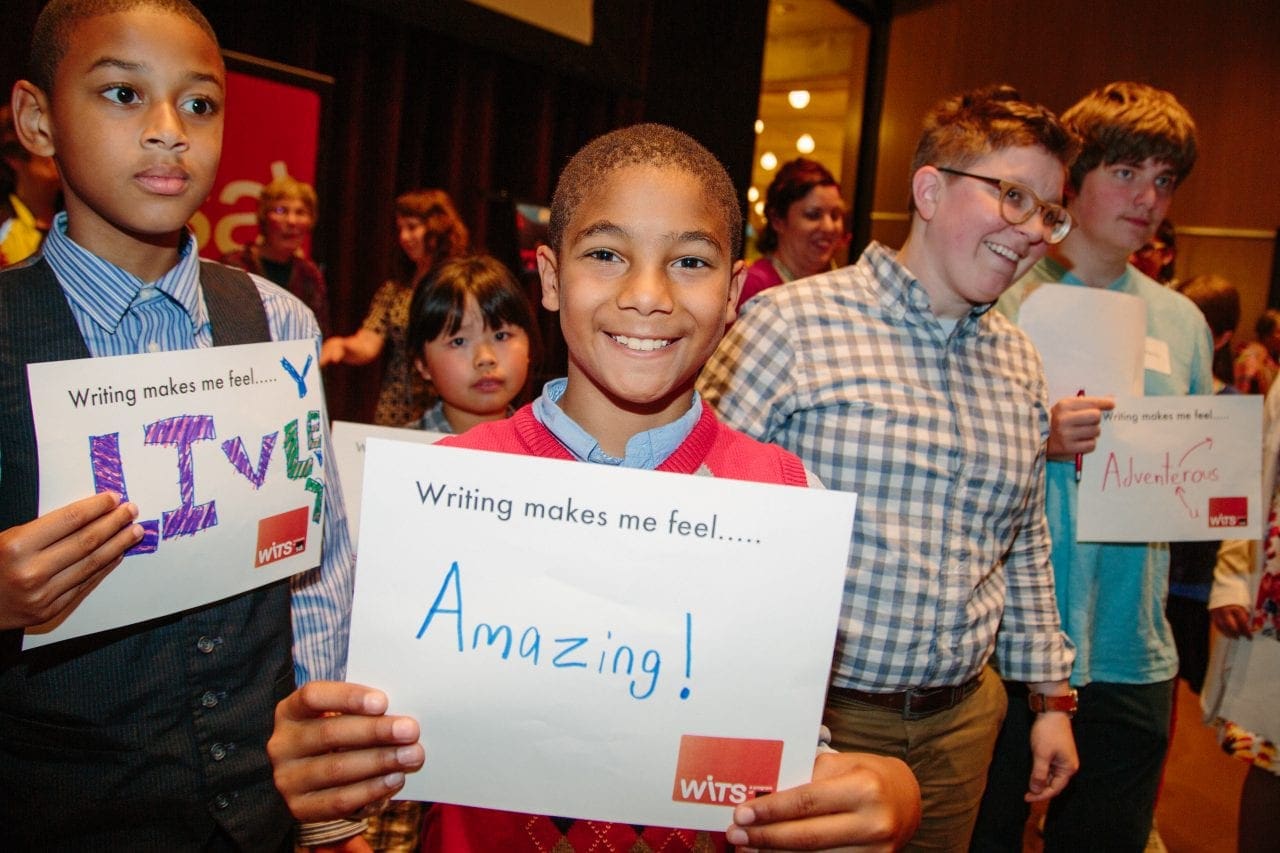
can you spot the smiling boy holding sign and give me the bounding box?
[268,124,921,851]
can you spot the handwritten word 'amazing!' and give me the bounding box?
[91,410,324,556]
[416,561,695,701]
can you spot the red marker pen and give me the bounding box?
[1074,389,1085,483]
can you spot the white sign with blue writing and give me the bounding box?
[26,340,328,647]
[346,438,856,832]
[330,421,445,550]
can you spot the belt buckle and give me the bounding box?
[901,686,939,721]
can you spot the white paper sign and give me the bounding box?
[330,421,445,548]
[1017,283,1146,404]
[1078,395,1263,541]
[346,439,855,831]
[26,341,329,647]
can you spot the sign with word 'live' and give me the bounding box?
[26,340,328,647]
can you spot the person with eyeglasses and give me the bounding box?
[973,82,1212,853]
[222,175,330,335]
[699,85,1078,852]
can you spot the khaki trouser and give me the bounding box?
[824,668,1007,853]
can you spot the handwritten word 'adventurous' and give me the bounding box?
[1100,449,1219,491]
[91,410,324,556]
[416,561,694,701]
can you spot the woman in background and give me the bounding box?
[737,157,845,310]
[322,189,469,425]
[222,175,329,335]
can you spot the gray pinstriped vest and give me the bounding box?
[0,257,294,851]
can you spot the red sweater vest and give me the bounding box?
[426,401,807,851]
[440,401,808,485]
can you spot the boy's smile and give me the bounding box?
[28,7,223,276]
[537,164,744,449]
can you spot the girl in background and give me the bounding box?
[358,253,536,851]
[407,254,538,434]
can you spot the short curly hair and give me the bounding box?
[547,123,742,258]
[910,84,1078,196]
[256,175,318,232]
[29,0,219,95]
[1061,82,1197,193]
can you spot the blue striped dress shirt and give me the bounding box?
[36,214,355,683]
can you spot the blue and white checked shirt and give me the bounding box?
[36,214,355,684]
[699,242,1074,691]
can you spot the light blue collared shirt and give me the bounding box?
[34,215,355,684]
[532,377,701,469]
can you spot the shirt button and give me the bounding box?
[212,794,230,810]
[200,690,218,708]
[210,743,227,761]
[147,342,161,353]
[197,636,217,653]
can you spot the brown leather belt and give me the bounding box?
[829,673,982,720]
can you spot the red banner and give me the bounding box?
[192,68,322,259]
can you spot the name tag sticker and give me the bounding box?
[1144,337,1172,375]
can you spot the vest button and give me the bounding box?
[212,794,230,810]
[210,743,227,761]
[197,636,217,653]
[201,690,218,708]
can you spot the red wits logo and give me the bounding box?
[1208,497,1248,528]
[671,734,783,806]
[255,507,309,567]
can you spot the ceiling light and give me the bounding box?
[747,186,760,203]
[760,151,778,171]
[754,119,764,134]
[796,133,815,154]
[754,201,765,217]
[787,90,810,109]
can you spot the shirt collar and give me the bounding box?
[1038,256,1134,293]
[42,211,206,335]
[863,241,990,336]
[532,377,702,469]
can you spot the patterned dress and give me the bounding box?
[362,279,430,426]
